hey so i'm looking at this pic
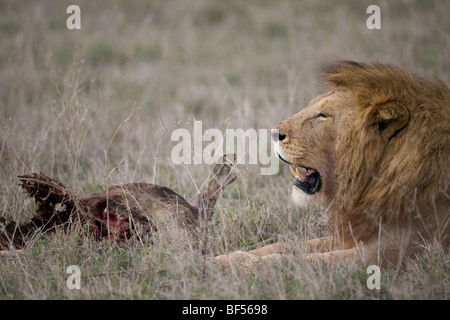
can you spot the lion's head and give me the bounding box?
[272,61,450,247]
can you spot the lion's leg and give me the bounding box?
[222,236,333,259]
[216,237,331,270]
[215,241,288,271]
[215,250,283,272]
[246,236,334,256]
[306,247,358,264]
[304,236,332,253]
[215,250,258,270]
[247,241,290,256]
[215,236,351,270]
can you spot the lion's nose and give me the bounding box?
[271,129,287,142]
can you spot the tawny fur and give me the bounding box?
[217,61,449,270]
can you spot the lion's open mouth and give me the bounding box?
[289,165,321,195]
[276,153,321,195]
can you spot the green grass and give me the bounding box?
[0,0,449,299]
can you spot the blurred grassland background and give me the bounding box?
[0,0,448,299]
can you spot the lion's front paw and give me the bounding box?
[215,250,259,272]
[215,251,283,273]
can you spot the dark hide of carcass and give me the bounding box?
[0,156,237,253]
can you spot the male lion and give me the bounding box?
[217,61,449,270]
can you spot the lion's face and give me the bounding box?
[272,89,356,207]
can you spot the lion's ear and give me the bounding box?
[366,102,409,141]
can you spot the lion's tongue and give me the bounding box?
[290,166,314,182]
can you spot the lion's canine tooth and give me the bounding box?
[290,166,306,182]
[290,166,297,177]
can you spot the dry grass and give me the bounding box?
[0,0,449,300]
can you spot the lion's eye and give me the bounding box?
[315,112,328,120]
